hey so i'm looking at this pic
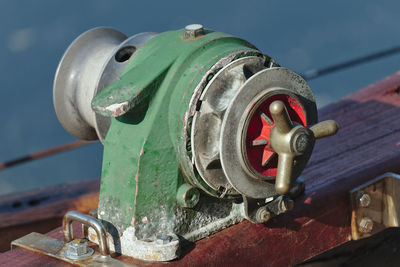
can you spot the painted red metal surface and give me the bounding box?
[246,94,306,177]
[2,72,400,266]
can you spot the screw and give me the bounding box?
[184,24,204,39]
[255,207,271,223]
[156,233,172,245]
[359,217,374,233]
[357,193,371,208]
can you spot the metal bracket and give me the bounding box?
[63,211,109,256]
[11,211,132,266]
[350,172,400,240]
[11,232,132,267]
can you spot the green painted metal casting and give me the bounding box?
[92,28,264,238]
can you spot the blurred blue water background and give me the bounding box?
[1,1,400,195]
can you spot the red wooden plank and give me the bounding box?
[1,72,400,266]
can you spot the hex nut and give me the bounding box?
[359,217,373,233]
[68,239,88,256]
[64,238,94,260]
[357,193,371,208]
[184,24,204,39]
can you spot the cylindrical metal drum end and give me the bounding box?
[53,27,157,142]
[53,27,127,141]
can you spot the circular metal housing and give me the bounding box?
[53,27,156,142]
[220,67,317,199]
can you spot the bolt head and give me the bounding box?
[156,233,172,245]
[281,198,294,212]
[294,133,311,153]
[357,193,371,208]
[359,217,374,233]
[184,24,204,39]
[67,239,88,256]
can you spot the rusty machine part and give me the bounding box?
[14,24,338,263]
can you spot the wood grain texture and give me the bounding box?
[1,72,400,266]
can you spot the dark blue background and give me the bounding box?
[1,1,400,194]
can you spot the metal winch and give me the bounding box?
[52,24,338,262]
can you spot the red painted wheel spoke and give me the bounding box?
[262,150,276,167]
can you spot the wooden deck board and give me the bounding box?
[0,179,99,252]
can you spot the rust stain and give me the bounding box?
[131,141,146,227]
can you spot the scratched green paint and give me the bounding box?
[94,28,258,238]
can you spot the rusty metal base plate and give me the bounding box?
[11,232,132,267]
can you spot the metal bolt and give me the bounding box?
[359,217,374,233]
[156,233,172,245]
[64,238,93,260]
[184,24,204,39]
[280,197,294,212]
[255,207,271,223]
[357,193,371,208]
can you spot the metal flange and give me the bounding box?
[220,67,318,199]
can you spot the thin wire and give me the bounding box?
[301,45,400,80]
[0,140,92,171]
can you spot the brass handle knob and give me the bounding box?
[269,101,338,195]
[310,120,338,139]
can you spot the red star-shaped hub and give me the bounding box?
[245,94,306,178]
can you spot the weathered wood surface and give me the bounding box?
[2,72,400,266]
[0,179,99,252]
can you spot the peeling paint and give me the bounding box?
[132,141,146,227]
[104,101,130,117]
